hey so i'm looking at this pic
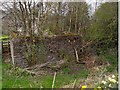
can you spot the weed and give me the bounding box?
[103,53,117,72]
[62,68,70,74]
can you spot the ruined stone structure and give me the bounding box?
[10,35,87,68]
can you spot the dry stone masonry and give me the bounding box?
[11,35,85,68]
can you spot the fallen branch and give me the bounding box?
[80,40,94,50]
[22,69,39,76]
[25,62,50,70]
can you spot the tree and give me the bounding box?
[64,2,90,37]
[89,2,118,50]
[2,1,91,66]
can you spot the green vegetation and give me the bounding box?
[2,50,117,88]
[2,1,118,88]
[0,35,9,40]
[62,68,70,74]
[0,58,2,89]
[103,51,117,72]
[2,63,89,88]
[0,35,9,43]
[24,43,48,66]
[88,2,117,49]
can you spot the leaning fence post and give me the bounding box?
[10,38,15,65]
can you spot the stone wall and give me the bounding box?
[12,35,83,68]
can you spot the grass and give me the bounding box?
[0,60,2,89]
[101,51,117,72]
[54,70,88,88]
[62,68,70,74]
[2,63,32,88]
[2,49,117,88]
[2,62,89,88]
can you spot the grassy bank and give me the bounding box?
[2,49,118,88]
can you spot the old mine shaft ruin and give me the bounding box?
[4,35,96,70]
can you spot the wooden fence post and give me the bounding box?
[10,39,15,65]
